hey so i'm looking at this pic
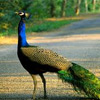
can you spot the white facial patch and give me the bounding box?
[19,12,24,16]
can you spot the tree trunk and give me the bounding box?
[61,0,67,17]
[75,0,81,15]
[85,0,88,12]
[50,0,55,17]
[92,0,96,11]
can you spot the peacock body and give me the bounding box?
[16,11,100,100]
[18,46,72,74]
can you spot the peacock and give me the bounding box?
[16,11,100,100]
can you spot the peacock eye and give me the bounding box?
[19,12,24,16]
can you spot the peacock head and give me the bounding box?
[15,11,30,19]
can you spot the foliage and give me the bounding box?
[66,0,75,16]
[27,20,77,32]
[0,0,33,32]
[0,0,100,36]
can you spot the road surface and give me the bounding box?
[0,17,100,100]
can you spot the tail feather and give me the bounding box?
[57,63,100,99]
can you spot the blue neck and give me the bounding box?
[18,19,29,48]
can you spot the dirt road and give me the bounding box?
[0,16,100,100]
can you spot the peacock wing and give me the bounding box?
[21,47,72,70]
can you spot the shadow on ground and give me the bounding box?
[0,93,97,100]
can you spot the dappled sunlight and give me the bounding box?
[0,36,17,44]
[0,67,100,99]
[46,17,83,21]
[90,69,100,77]
[28,34,100,43]
[0,74,80,98]
[46,13,100,21]
[0,33,100,44]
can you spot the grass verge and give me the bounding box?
[26,20,78,32]
[0,19,79,36]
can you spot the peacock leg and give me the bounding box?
[39,74,47,99]
[31,74,37,100]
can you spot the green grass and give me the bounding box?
[27,20,78,32]
[0,29,17,36]
[0,19,78,36]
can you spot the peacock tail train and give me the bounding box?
[58,62,100,99]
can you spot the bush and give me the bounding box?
[27,20,77,32]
